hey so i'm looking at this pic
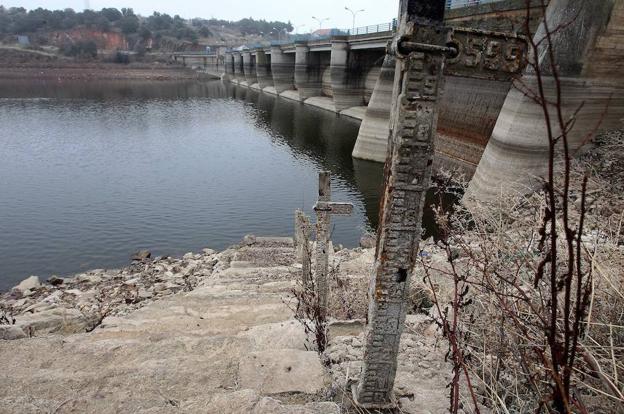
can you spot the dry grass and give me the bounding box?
[420,140,624,413]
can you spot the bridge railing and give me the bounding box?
[172,51,213,56]
[346,21,396,36]
[223,20,397,52]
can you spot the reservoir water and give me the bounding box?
[0,79,439,291]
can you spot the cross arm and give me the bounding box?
[314,201,354,216]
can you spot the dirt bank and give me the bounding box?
[0,47,207,81]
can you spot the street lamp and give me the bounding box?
[312,16,330,30]
[272,27,285,41]
[271,27,288,41]
[345,6,365,34]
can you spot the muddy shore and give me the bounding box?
[0,63,211,81]
[0,46,210,81]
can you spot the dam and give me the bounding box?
[175,0,624,200]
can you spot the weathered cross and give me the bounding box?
[313,171,353,317]
[352,0,527,409]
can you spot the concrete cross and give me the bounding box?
[313,171,353,317]
[352,0,528,409]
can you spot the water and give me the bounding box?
[0,79,440,291]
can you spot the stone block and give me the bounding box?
[238,349,327,394]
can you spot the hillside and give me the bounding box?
[0,6,293,53]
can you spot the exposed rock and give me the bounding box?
[131,250,151,261]
[205,389,260,413]
[240,320,311,351]
[14,307,90,336]
[138,289,153,299]
[13,276,40,292]
[0,325,27,340]
[76,274,102,284]
[243,234,257,246]
[253,398,340,414]
[238,349,327,394]
[46,276,64,286]
[359,234,376,249]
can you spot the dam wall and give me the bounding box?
[467,0,624,200]
[173,0,622,181]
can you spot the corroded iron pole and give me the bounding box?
[353,0,448,408]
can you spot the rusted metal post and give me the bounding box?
[353,0,448,409]
[295,209,312,286]
[313,171,353,316]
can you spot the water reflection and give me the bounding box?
[0,78,447,291]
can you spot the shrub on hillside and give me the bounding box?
[61,40,97,58]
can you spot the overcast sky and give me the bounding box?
[3,0,399,32]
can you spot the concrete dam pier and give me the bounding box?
[175,0,623,200]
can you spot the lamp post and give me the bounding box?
[312,16,330,30]
[345,6,365,34]
[272,27,283,41]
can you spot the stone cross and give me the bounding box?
[313,171,353,316]
[353,0,528,409]
[294,209,312,286]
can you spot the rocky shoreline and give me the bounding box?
[0,247,221,340]
[0,234,455,413]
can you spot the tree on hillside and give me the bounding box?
[118,8,139,34]
[198,26,212,37]
[100,8,122,22]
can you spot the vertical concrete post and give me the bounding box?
[271,46,295,93]
[330,37,364,111]
[256,50,273,89]
[233,52,244,81]
[314,171,331,315]
[295,42,323,100]
[203,56,207,70]
[295,210,312,286]
[352,55,397,162]
[354,0,447,409]
[223,53,233,81]
[242,51,258,85]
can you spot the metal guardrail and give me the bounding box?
[346,21,396,36]
[446,0,506,9]
[172,51,212,56]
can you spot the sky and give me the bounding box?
[2,0,399,32]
